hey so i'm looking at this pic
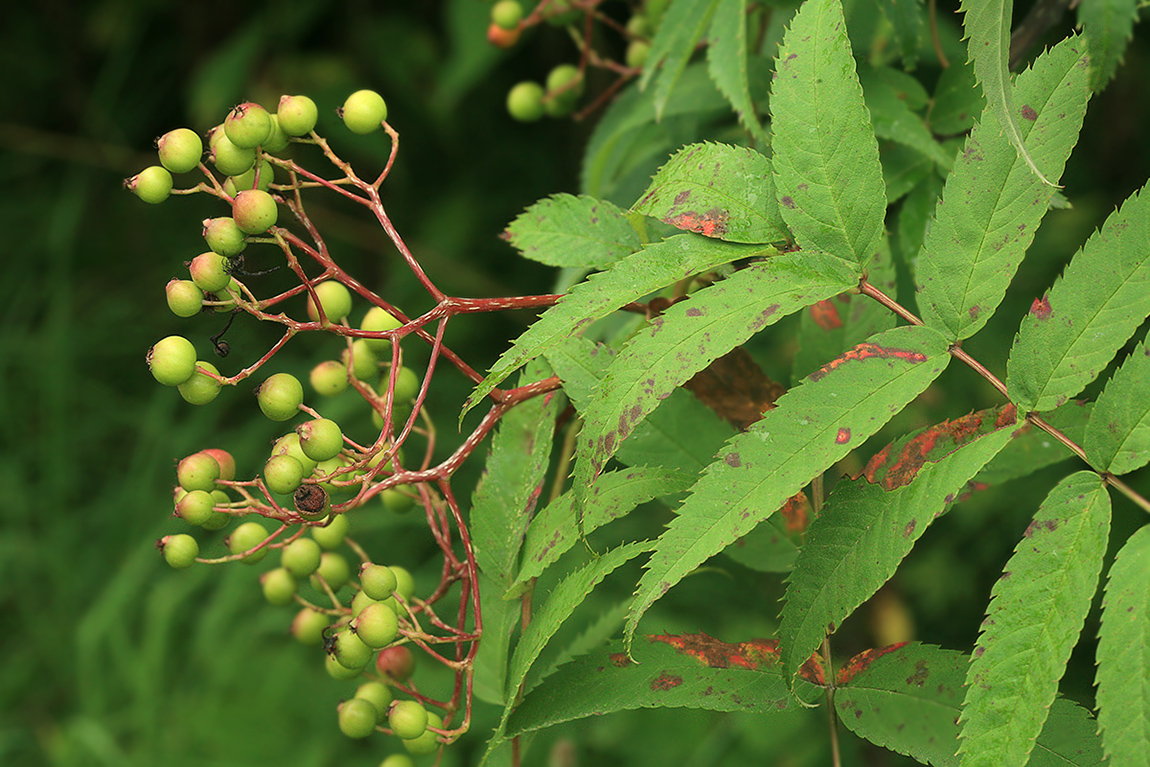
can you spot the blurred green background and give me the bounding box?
[2,1,1147,766]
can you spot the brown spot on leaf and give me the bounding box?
[1020,104,1038,121]
[684,347,786,431]
[650,672,683,691]
[609,652,632,667]
[780,196,796,209]
[835,427,851,444]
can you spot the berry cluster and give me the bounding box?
[486,0,664,122]
[134,90,562,757]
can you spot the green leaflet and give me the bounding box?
[836,643,1105,766]
[507,467,694,598]
[916,36,1090,341]
[706,0,769,144]
[507,636,821,738]
[1077,0,1140,92]
[472,571,520,705]
[1096,525,1150,766]
[504,194,642,270]
[778,407,1016,683]
[544,336,737,475]
[1084,341,1150,475]
[770,0,886,267]
[625,324,952,648]
[959,0,1055,187]
[632,142,789,243]
[482,541,653,764]
[860,65,951,168]
[930,60,984,136]
[574,252,860,500]
[463,235,776,418]
[525,599,630,695]
[640,0,720,120]
[1007,183,1150,412]
[874,0,925,69]
[959,471,1111,767]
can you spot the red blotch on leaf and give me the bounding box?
[836,643,909,686]
[1030,296,1052,319]
[650,672,683,691]
[835,427,851,444]
[1020,104,1038,121]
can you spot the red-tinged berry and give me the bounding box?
[355,682,393,721]
[264,454,305,495]
[228,520,269,564]
[491,0,524,29]
[291,607,330,646]
[148,335,197,386]
[487,22,521,48]
[375,645,415,682]
[507,82,545,122]
[159,534,199,569]
[178,361,223,405]
[224,102,273,149]
[360,563,398,600]
[178,451,221,493]
[202,217,247,257]
[232,189,278,234]
[340,90,388,135]
[126,166,173,204]
[176,489,215,525]
[261,567,299,606]
[310,360,349,396]
[306,280,353,325]
[401,712,442,756]
[257,372,304,421]
[313,551,351,591]
[339,697,379,738]
[198,449,236,481]
[311,513,350,550]
[166,279,204,318]
[282,537,323,578]
[210,132,257,176]
[156,128,203,174]
[298,418,344,462]
[352,602,399,649]
[277,95,318,136]
[188,251,231,292]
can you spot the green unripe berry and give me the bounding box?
[176,489,215,525]
[166,279,204,318]
[232,189,278,234]
[545,0,580,25]
[325,651,363,680]
[401,712,442,756]
[375,645,415,682]
[351,588,382,617]
[390,366,421,404]
[298,418,344,462]
[507,82,545,122]
[264,454,305,495]
[380,756,416,767]
[291,607,330,646]
[262,115,290,154]
[189,251,232,293]
[261,567,299,606]
[277,94,319,136]
[178,452,221,493]
[306,280,353,325]
[360,563,398,600]
[272,432,319,475]
[160,534,199,569]
[311,513,350,550]
[390,566,416,602]
[330,627,373,670]
[224,157,273,195]
[352,602,399,649]
[178,361,223,405]
[229,520,269,564]
[258,373,304,421]
[126,165,173,204]
[210,132,257,176]
[312,456,347,494]
[224,102,273,149]
[156,128,203,174]
[360,306,403,353]
[626,14,651,36]
[340,89,388,135]
[281,537,323,578]
[388,700,428,740]
[381,487,416,514]
[313,551,351,591]
[626,40,651,69]
[341,339,379,380]
[148,335,197,386]
[339,698,379,738]
[201,509,230,531]
[355,682,393,721]
[310,360,349,396]
[202,217,247,257]
[546,64,583,99]
[491,0,524,29]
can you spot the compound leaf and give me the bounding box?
[632,142,788,243]
[1007,183,1150,412]
[770,0,886,266]
[504,194,642,270]
[917,36,1090,341]
[1095,524,1150,766]
[1083,340,1150,475]
[625,324,951,647]
[779,407,1017,682]
[574,251,859,498]
[959,471,1111,767]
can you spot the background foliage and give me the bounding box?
[1,1,1148,766]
